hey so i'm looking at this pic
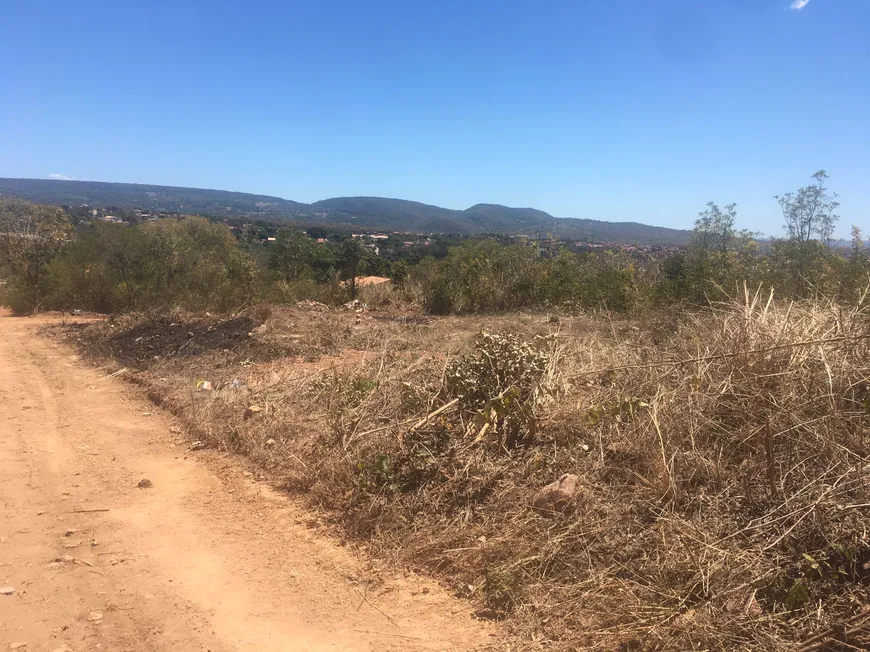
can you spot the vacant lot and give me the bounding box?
[59,294,870,650]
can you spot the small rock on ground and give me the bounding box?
[0,586,15,595]
[533,473,580,514]
[137,478,153,489]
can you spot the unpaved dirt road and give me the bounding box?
[0,312,498,652]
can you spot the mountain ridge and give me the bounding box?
[0,178,691,246]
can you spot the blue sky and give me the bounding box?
[1,0,867,237]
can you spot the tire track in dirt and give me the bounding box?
[0,312,499,652]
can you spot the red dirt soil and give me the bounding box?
[0,310,500,651]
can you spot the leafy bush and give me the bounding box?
[269,277,342,305]
[447,332,554,447]
[541,249,646,311]
[417,240,541,313]
[44,217,259,313]
[268,226,335,282]
[447,332,551,406]
[0,198,73,312]
[415,241,658,314]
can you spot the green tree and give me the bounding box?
[684,202,758,302]
[269,227,316,281]
[768,171,841,298]
[142,217,258,311]
[776,170,839,244]
[337,238,365,298]
[390,259,409,286]
[845,226,869,299]
[691,202,737,256]
[43,217,258,313]
[45,222,148,312]
[418,240,541,314]
[238,224,263,251]
[0,198,73,311]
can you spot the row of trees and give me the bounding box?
[0,198,388,313]
[1,171,867,315]
[411,171,867,313]
[677,170,864,303]
[0,207,258,313]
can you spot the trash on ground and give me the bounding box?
[243,405,262,420]
[341,299,368,312]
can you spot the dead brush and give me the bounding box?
[63,293,870,650]
[303,289,870,650]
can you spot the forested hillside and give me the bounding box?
[0,178,692,245]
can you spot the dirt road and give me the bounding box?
[0,313,498,652]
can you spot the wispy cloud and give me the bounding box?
[790,0,811,11]
[48,173,75,181]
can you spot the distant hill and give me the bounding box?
[0,178,307,220]
[0,178,691,246]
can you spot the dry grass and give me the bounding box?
[64,290,870,650]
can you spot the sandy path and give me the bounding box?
[0,312,498,652]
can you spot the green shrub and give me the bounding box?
[270,277,341,305]
[43,217,259,313]
[0,198,73,312]
[417,240,541,313]
[447,332,554,447]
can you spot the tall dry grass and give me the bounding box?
[67,290,870,650]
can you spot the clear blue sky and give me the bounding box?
[1,0,867,236]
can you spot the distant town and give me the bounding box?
[70,204,685,262]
